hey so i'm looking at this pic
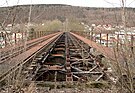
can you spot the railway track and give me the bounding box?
[0,32,62,81]
[27,32,106,83]
[0,32,60,63]
[0,32,111,92]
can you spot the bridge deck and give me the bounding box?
[0,32,62,80]
[70,32,116,61]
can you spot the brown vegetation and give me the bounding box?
[0,4,135,27]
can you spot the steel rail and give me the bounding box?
[0,32,63,82]
[70,32,116,61]
[0,32,60,63]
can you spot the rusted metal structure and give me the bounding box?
[0,32,118,92]
[0,32,62,81]
[0,32,60,63]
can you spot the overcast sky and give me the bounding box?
[0,0,135,7]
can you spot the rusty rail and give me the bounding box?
[0,32,60,63]
[0,32,63,82]
[70,32,116,61]
[0,32,116,92]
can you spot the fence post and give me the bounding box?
[15,33,17,44]
[106,34,108,47]
[131,35,133,53]
[100,33,102,44]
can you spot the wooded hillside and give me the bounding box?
[0,4,135,27]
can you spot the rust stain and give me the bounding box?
[70,32,116,61]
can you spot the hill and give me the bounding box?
[0,4,135,27]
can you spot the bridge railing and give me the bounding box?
[71,31,135,52]
[0,31,58,49]
[0,31,59,63]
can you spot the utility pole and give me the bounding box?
[28,3,32,26]
[121,0,126,27]
[24,1,32,51]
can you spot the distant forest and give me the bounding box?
[0,4,135,27]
